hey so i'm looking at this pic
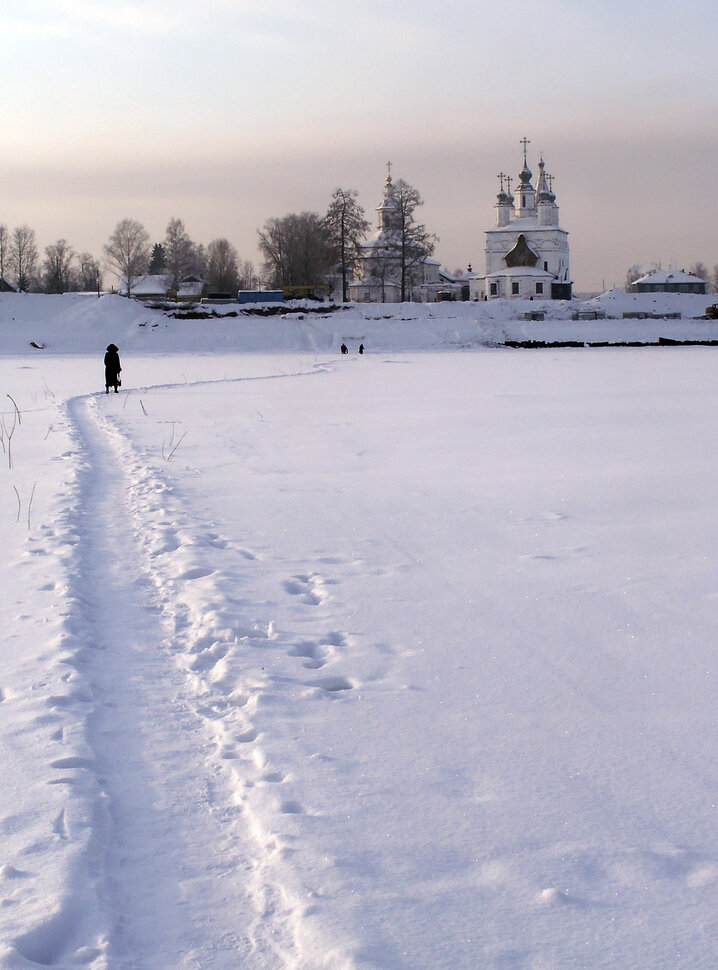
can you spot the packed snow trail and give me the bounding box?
[61,394,309,969]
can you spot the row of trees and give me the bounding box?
[2,177,434,301]
[0,217,260,297]
[625,262,718,292]
[0,225,102,294]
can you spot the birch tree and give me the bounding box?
[164,218,196,287]
[0,225,9,281]
[9,225,38,292]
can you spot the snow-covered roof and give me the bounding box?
[487,218,568,234]
[126,274,173,295]
[177,280,205,299]
[359,237,440,266]
[633,268,705,285]
[486,267,555,279]
[349,276,401,289]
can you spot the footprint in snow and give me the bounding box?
[310,676,354,694]
[280,800,305,815]
[283,573,326,605]
[53,809,68,841]
[176,566,214,581]
[148,532,181,556]
[261,770,285,784]
[0,865,29,880]
[49,756,94,770]
[204,532,229,549]
[289,641,329,669]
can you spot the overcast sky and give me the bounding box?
[2,0,716,291]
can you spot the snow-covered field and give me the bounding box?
[1,293,717,969]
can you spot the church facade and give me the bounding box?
[472,140,572,301]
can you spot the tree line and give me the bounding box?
[0,218,259,297]
[1,177,434,302]
[625,262,718,293]
[0,225,102,294]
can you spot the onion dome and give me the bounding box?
[536,156,551,203]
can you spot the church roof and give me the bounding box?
[486,266,555,279]
[361,233,400,250]
[486,219,568,234]
[633,268,705,285]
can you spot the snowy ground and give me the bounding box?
[1,294,717,969]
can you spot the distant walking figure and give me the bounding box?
[104,343,122,394]
[359,343,364,354]
[340,343,348,354]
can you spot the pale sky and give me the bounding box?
[2,0,716,291]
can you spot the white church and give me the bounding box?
[471,139,572,301]
[348,140,572,303]
[348,165,453,304]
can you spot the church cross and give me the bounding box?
[386,160,393,183]
[520,136,531,165]
[497,171,506,191]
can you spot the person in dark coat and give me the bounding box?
[340,343,348,354]
[104,344,122,393]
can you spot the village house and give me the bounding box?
[629,268,707,295]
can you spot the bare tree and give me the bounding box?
[712,265,718,295]
[164,217,196,288]
[206,238,239,293]
[194,242,207,279]
[0,225,9,281]
[625,264,642,290]
[690,262,709,284]
[42,239,76,293]
[387,179,436,301]
[371,251,396,303]
[323,187,370,302]
[237,258,259,290]
[258,212,332,289]
[77,252,103,293]
[9,225,38,292]
[104,218,150,296]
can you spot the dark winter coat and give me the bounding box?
[104,344,122,388]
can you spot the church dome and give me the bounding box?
[518,163,532,185]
